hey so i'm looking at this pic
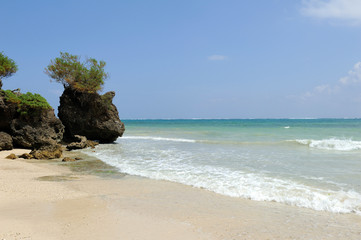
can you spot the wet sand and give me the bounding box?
[0,149,360,240]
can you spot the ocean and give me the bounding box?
[81,119,361,215]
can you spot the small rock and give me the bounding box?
[66,135,87,150]
[19,153,33,159]
[5,153,17,159]
[30,144,62,159]
[86,140,99,149]
[66,135,99,150]
[62,157,76,162]
[74,157,83,160]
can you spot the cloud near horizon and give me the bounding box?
[302,84,340,99]
[208,55,228,61]
[301,61,361,99]
[301,0,361,24]
[339,61,361,84]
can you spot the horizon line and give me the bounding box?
[121,117,361,120]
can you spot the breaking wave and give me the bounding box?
[122,136,361,151]
[82,143,361,215]
[292,138,361,151]
[122,136,196,143]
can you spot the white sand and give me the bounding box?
[0,149,360,240]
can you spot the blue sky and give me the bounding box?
[1,0,361,118]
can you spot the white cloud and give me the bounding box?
[314,84,332,93]
[302,84,339,99]
[208,55,228,61]
[301,61,361,99]
[339,61,361,84]
[301,0,361,24]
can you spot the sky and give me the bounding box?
[1,0,361,119]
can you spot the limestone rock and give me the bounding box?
[5,153,16,159]
[30,144,63,159]
[86,140,99,149]
[66,135,87,150]
[0,94,17,132]
[19,153,33,159]
[62,157,76,162]
[10,110,64,149]
[66,135,99,150]
[58,87,125,143]
[0,131,13,150]
[0,91,64,154]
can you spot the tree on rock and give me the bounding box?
[0,52,64,158]
[45,52,108,93]
[0,52,18,89]
[45,52,125,143]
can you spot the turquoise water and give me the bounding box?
[81,119,361,214]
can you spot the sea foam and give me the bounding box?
[293,138,361,151]
[82,143,361,215]
[122,136,196,143]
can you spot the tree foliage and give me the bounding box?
[0,52,18,79]
[45,52,108,93]
[0,52,18,88]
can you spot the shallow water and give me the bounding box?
[59,151,126,179]
[81,119,361,214]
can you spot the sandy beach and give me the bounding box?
[0,149,360,240]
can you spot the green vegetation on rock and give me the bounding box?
[17,92,52,115]
[0,52,51,115]
[45,52,108,93]
[1,90,51,115]
[1,89,20,103]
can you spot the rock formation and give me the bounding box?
[0,90,64,158]
[30,144,63,159]
[18,153,33,159]
[10,109,64,149]
[62,157,76,162]
[0,132,13,150]
[58,87,125,143]
[66,135,99,150]
[0,93,17,132]
[5,153,16,159]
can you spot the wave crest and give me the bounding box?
[122,136,361,151]
[293,138,361,151]
[121,136,196,143]
[82,148,361,215]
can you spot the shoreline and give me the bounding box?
[1,149,361,239]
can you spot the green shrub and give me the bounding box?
[45,52,108,93]
[18,92,52,115]
[1,90,20,104]
[1,90,51,115]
